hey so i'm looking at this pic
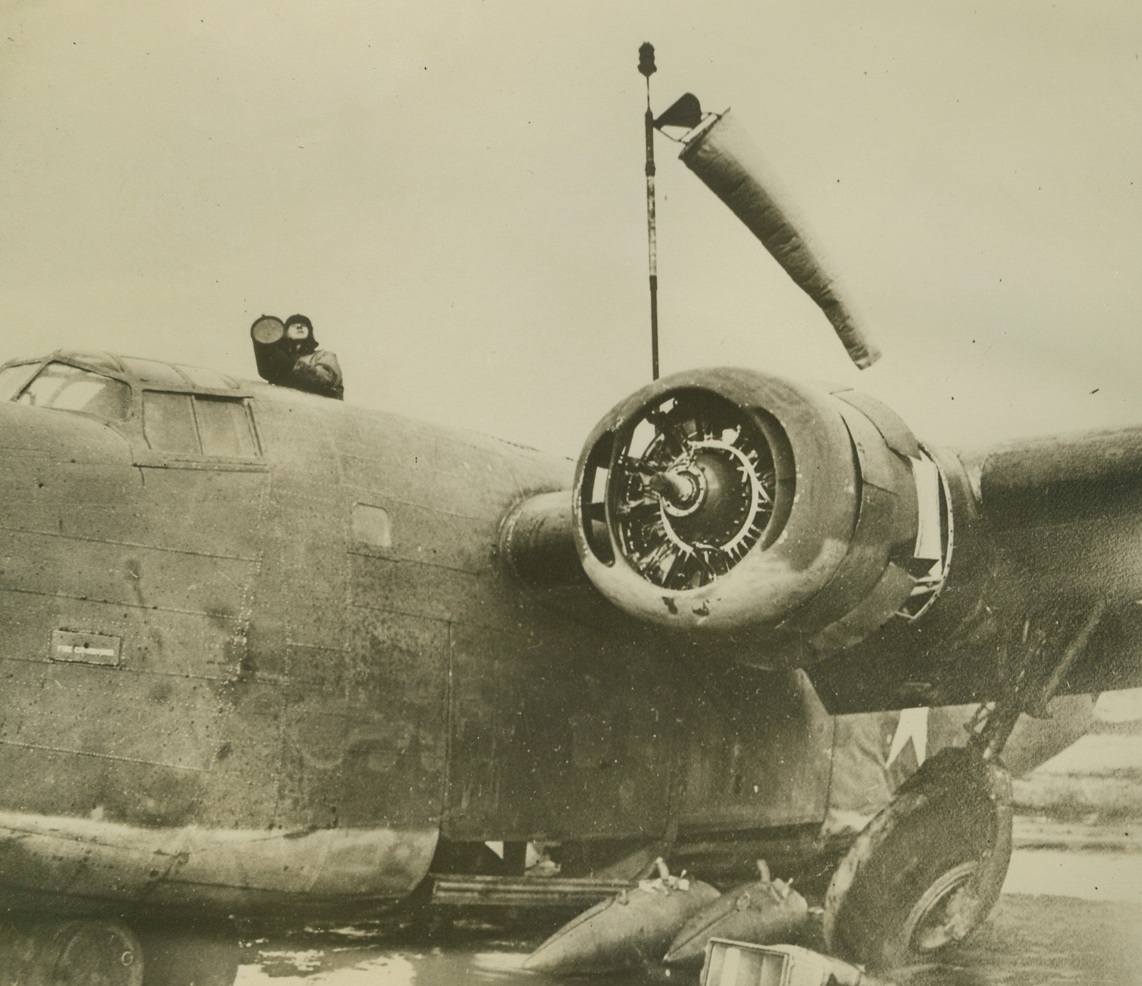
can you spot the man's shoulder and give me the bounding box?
[292,349,344,399]
[300,349,341,368]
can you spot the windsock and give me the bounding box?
[677,109,880,369]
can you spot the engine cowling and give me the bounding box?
[572,368,950,669]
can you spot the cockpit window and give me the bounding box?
[143,391,259,458]
[13,362,131,420]
[196,396,258,457]
[0,362,39,402]
[143,392,199,454]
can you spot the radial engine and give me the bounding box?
[571,368,953,670]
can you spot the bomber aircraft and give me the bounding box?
[0,87,1140,984]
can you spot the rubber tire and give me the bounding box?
[47,920,145,986]
[824,750,1012,970]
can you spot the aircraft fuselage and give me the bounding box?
[0,352,835,919]
[0,350,1136,924]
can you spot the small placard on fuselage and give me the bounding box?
[51,630,122,667]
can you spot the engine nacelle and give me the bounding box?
[572,368,950,669]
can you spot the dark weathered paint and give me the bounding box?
[0,350,1134,923]
[809,426,1142,712]
[0,352,834,919]
[567,367,1142,714]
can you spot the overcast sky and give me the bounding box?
[2,1,1139,456]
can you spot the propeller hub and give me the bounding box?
[597,389,779,590]
[644,465,705,516]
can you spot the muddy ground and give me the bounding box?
[221,722,1142,986]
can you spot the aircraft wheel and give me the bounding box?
[823,747,1013,969]
[15,919,146,986]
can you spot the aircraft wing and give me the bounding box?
[502,98,1142,716]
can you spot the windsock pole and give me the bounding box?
[639,43,659,380]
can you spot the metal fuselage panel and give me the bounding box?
[242,390,832,843]
[0,378,833,915]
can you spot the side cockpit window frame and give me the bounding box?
[142,389,262,462]
[3,352,265,469]
[0,361,42,402]
[7,360,133,422]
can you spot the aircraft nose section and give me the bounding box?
[0,400,137,661]
[0,397,135,461]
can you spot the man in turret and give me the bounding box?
[250,313,344,400]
